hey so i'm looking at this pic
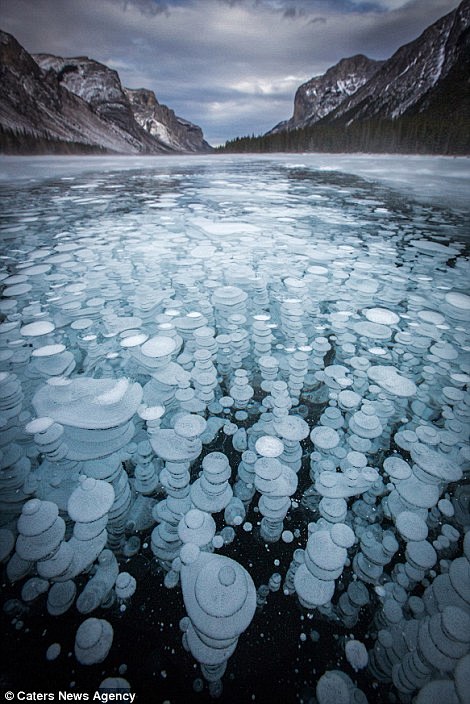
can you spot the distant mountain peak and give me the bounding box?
[268,54,383,134]
[124,87,211,152]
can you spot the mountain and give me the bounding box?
[0,30,211,154]
[0,30,130,154]
[268,55,384,134]
[30,52,165,153]
[325,0,470,125]
[224,0,469,155]
[124,88,211,152]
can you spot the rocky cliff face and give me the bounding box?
[266,0,469,141]
[269,55,383,134]
[0,30,211,154]
[124,88,211,152]
[0,31,102,147]
[322,0,470,125]
[33,54,153,146]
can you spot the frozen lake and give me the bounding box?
[1,153,470,210]
[0,154,469,703]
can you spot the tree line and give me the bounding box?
[218,112,470,155]
[0,124,109,155]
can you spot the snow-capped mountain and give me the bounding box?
[326,0,470,125]
[265,0,469,144]
[269,55,383,134]
[32,53,156,148]
[0,30,138,154]
[124,88,211,153]
[0,30,211,154]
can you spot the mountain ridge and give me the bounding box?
[322,0,470,125]
[124,87,211,153]
[268,54,384,134]
[223,0,469,155]
[0,31,212,155]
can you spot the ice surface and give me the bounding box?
[1,154,468,210]
[0,154,469,702]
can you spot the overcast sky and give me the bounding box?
[1,0,462,145]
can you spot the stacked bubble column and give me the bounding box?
[258,354,279,393]
[130,335,180,410]
[287,350,310,406]
[254,435,297,543]
[31,376,143,550]
[283,548,306,595]
[0,371,25,442]
[178,508,216,552]
[390,508,438,592]
[250,274,269,310]
[23,419,86,561]
[228,316,250,370]
[8,498,65,583]
[211,286,248,335]
[422,531,470,617]
[234,450,257,506]
[0,369,33,525]
[273,414,309,474]
[279,298,305,348]
[173,376,200,415]
[66,476,115,579]
[191,349,219,410]
[215,334,232,378]
[0,443,32,530]
[191,451,233,515]
[294,524,355,610]
[174,311,209,361]
[391,605,470,696]
[251,315,274,362]
[80,453,132,552]
[309,418,341,472]
[353,528,399,585]
[368,604,470,698]
[75,548,119,614]
[150,415,206,569]
[193,325,218,362]
[132,439,161,497]
[125,439,161,534]
[229,369,254,411]
[180,548,256,697]
[337,580,370,628]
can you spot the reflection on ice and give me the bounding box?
[0,155,469,701]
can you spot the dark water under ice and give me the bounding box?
[0,155,469,704]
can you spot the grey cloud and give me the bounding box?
[216,0,246,6]
[308,16,327,24]
[105,0,170,16]
[283,7,307,19]
[349,0,461,56]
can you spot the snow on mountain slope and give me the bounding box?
[325,0,470,124]
[0,30,156,153]
[265,0,469,144]
[269,55,383,134]
[124,88,212,153]
[0,30,211,154]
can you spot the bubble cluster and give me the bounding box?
[0,157,468,701]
